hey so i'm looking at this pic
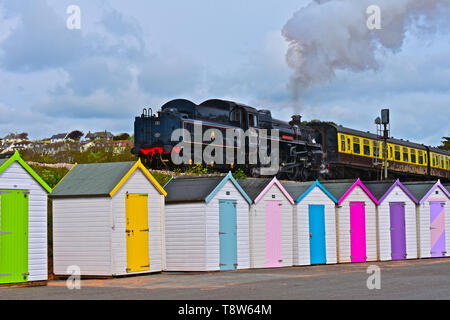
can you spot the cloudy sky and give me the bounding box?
[0,0,448,146]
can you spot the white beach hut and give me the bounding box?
[321,179,379,263]
[50,159,167,276]
[164,172,252,271]
[238,177,294,269]
[0,151,52,285]
[404,180,450,258]
[283,180,338,266]
[365,180,419,261]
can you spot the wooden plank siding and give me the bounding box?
[337,185,378,263]
[377,186,418,261]
[250,184,293,268]
[296,186,337,265]
[0,162,48,281]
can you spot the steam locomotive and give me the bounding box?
[132,98,450,182]
[131,99,324,180]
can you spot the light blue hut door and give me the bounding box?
[308,204,327,265]
[219,200,238,271]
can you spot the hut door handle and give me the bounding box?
[310,233,313,238]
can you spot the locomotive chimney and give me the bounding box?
[290,115,302,126]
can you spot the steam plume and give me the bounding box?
[282,0,450,91]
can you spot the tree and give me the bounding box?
[438,137,450,151]
[68,130,84,141]
[113,133,131,141]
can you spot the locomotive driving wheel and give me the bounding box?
[286,166,300,181]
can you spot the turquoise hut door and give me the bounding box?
[219,200,238,271]
[308,205,327,265]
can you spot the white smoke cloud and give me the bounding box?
[282,0,450,93]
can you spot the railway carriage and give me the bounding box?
[309,122,450,181]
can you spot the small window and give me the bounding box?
[372,141,380,158]
[394,146,401,161]
[231,110,241,123]
[353,137,360,154]
[248,114,258,127]
[410,149,416,164]
[363,139,370,156]
[432,154,436,167]
[447,157,449,170]
[403,147,409,162]
[340,135,346,152]
[418,151,424,165]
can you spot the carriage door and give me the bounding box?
[266,201,282,267]
[430,202,446,258]
[350,202,367,263]
[0,190,29,284]
[308,205,326,265]
[219,200,238,270]
[389,202,407,260]
[125,193,150,273]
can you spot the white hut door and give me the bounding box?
[125,193,150,273]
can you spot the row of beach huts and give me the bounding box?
[0,151,449,286]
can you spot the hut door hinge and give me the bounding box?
[0,274,11,277]
[126,268,131,273]
[140,229,149,232]
[219,264,226,266]
[219,232,226,235]
[0,191,11,194]
[233,263,238,267]
[0,232,11,235]
[141,265,149,268]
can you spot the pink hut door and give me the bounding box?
[430,202,446,258]
[350,202,367,263]
[266,201,282,267]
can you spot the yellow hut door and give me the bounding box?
[125,193,150,273]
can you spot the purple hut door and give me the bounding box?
[389,203,407,260]
[430,202,446,258]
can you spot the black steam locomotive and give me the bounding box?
[131,99,324,180]
[132,98,450,182]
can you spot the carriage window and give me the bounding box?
[441,155,445,168]
[410,149,417,164]
[353,137,360,154]
[402,147,409,162]
[394,146,401,161]
[447,157,449,170]
[372,140,380,158]
[418,151,424,165]
[248,114,258,127]
[363,139,370,156]
[340,135,346,152]
[432,154,436,167]
[389,146,393,159]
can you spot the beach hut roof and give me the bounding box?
[51,159,166,198]
[0,150,52,193]
[321,178,378,205]
[365,179,419,204]
[164,172,252,204]
[282,180,337,203]
[403,180,450,204]
[238,177,294,204]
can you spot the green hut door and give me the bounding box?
[0,190,29,284]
